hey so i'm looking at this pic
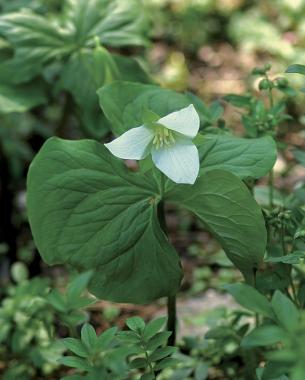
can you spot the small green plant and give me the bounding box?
[0,277,63,379]
[59,316,177,380]
[47,271,96,334]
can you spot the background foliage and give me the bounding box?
[1,0,305,379]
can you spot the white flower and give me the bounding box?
[104,104,200,184]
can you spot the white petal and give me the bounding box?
[157,104,199,138]
[151,138,199,184]
[104,126,154,160]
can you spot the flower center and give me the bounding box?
[152,126,175,149]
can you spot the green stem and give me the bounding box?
[252,268,260,327]
[268,169,274,209]
[157,175,177,346]
[144,348,156,378]
[167,295,177,346]
[158,201,177,345]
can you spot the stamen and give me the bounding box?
[152,126,175,150]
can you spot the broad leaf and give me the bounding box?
[271,291,299,332]
[27,138,267,302]
[166,171,267,280]
[0,82,46,113]
[98,81,197,135]
[223,283,274,318]
[199,135,276,179]
[241,325,287,348]
[27,137,182,304]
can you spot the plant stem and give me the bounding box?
[157,175,177,346]
[144,347,156,379]
[252,268,260,327]
[167,295,177,346]
[158,201,177,345]
[268,169,274,209]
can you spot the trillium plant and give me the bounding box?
[27,80,276,346]
[105,104,200,184]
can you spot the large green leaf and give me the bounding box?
[0,82,46,113]
[27,139,267,302]
[27,137,182,304]
[98,81,197,135]
[165,170,266,279]
[199,135,277,179]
